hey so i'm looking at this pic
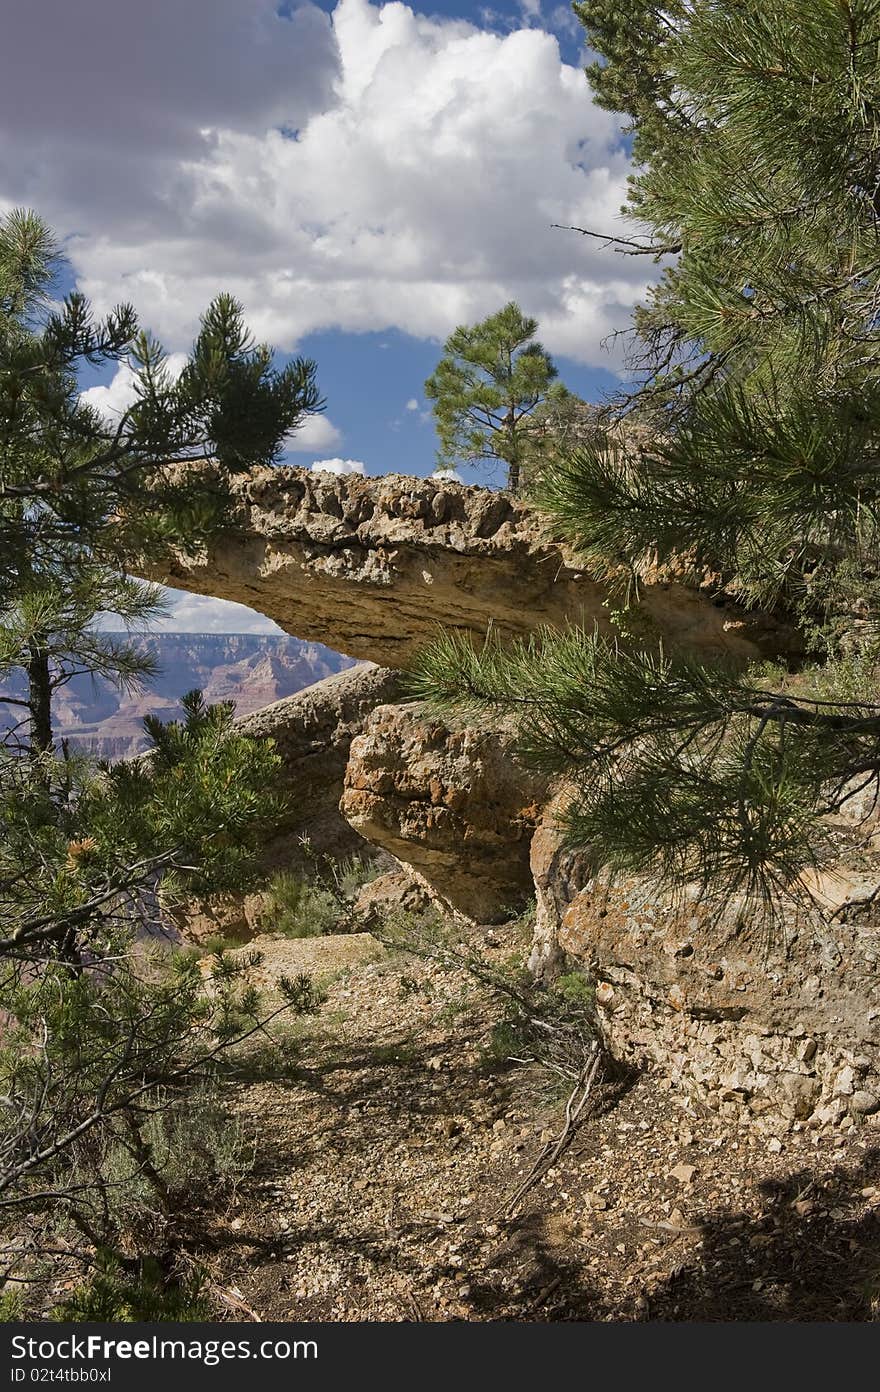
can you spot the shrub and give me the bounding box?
[263,871,341,937]
[262,853,379,938]
[53,1255,210,1323]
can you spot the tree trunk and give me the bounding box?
[25,642,82,969]
[26,640,53,758]
[503,407,520,494]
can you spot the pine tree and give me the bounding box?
[1,206,324,760]
[0,208,323,583]
[414,1,880,919]
[424,301,559,493]
[0,213,325,1296]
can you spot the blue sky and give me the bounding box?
[1,0,644,631]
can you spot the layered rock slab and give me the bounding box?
[141,466,796,668]
[233,661,402,866]
[529,794,880,1135]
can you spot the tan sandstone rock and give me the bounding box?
[528,784,596,976]
[139,466,798,669]
[340,702,549,922]
[547,869,880,1130]
[352,871,433,926]
[524,778,880,1129]
[233,661,402,867]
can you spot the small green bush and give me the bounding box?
[552,970,595,1012]
[263,871,340,937]
[53,1256,210,1323]
[262,854,379,938]
[0,1290,23,1322]
[484,967,596,1076]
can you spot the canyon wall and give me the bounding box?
[0,632,354,759]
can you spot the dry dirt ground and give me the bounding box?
[189,926,880,1323]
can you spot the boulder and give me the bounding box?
[352,870,433,927]
[340,702,549,922]
[535,856,880,1131]
[234,661,402,869]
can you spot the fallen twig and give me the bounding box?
[495,1041,603,1218]
[528,1274,562,1311]
[210,1282,263,1321]
[637,1218,703,1237]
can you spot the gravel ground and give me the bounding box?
[190,927,880,1322]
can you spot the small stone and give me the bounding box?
[595,981,615,1006]
[767,1138,783,1153]
[813,1097,845,1127]
[668,984,686,1012]
[834,1065,856,1097]
[670,1163,697,1186]
[778,1072,820,1120]
[850,1090,880,1115]
[492,1119,506,1133]
[797,1038,818,1063]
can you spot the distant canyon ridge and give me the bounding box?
[0,634,355,760]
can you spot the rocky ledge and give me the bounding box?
[140,466,797,668]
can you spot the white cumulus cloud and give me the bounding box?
[432,467,464,483]
[309,458,366,476]
[405,398,420,411]
[287,413,342,452]
[152,590,284,635]
[0,0,645,368]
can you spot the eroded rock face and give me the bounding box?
[528,783,595,978]
[141,466,796,669]
[530,797,880,1134]
[234,661,402,866]
[172,663,400,941]
[352,870,433,927]
[340,702,549,922]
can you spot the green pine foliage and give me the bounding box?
[415,1,880,920]
[0,208,323,579]
[52,1256,211,1323]
[0,209,329,1305]
[424,301,559,492]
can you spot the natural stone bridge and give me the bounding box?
[141,466,796,667]
[151,467,880,1135]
